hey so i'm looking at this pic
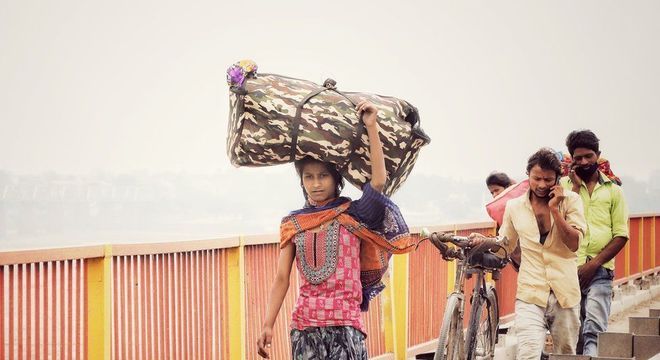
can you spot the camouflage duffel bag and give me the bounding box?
[226,60,431,196]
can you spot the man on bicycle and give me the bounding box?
[472,148,587,359]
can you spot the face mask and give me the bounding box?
[575,163,598,180]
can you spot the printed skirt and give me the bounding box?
[290,326,367,360]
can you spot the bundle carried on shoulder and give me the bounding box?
[226,60,430,196]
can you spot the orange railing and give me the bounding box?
[0,213,657,359]
[109,240,238,360]
[0,247,103,360]
[613,214,659,285]
[111,248,231,359]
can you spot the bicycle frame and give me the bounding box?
[444,250,500,360]
[452,259,492,304]
[429,232,505,360]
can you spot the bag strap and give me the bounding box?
[289,78,366,165]
[322,80,367,173]
[290,85,332,161]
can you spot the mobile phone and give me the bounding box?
[549,176,560,198]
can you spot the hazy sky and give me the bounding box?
[2,0,659,181]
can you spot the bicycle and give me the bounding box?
[424,232,509,360]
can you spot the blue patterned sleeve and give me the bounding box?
[349,183,388,230]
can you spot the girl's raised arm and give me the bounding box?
[356,100,386,193]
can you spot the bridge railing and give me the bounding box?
[0,213,657,359]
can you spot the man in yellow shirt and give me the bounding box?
[473,148,587,359]
[561,130,629,356]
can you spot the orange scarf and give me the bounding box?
[280,201,419,310]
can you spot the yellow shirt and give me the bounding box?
[499,190,586,308]
[560,173,629,269]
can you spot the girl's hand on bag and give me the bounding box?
[356,100,379,128]
[257,327,273,358]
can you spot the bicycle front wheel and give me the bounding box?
[486,286,499,347]
[434,294,463,360]
[465,286,498,360]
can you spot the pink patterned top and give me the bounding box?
[290,221,364,334]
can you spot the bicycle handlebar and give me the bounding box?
[424,231,507,262]
[432,233,469,245]
[432,233,501,251]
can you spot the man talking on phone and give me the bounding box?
[471,148,586,359]
[561,130,629,356]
